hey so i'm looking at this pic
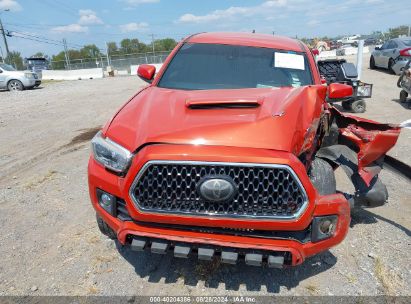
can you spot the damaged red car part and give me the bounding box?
[88,32,401,267]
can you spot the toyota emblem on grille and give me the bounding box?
[197,176,237,202]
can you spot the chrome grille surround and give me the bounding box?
[129,161,308,220]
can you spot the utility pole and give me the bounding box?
[105,42,111,67]
[0,15,10,58]
[62,38,70,70]
[150,34,155,57]
[0,44,4,62]
[408,25,410,37]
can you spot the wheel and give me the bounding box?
[399,90,408,103]
[309,158,336,195]
[388,58,395,74]
[369,56,376,69]
[96,214,117,239]
[355,176,388,208]
[342,100,352,110]
[7,79,24,91]
[350,99,366,113]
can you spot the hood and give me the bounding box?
[4,70,36,76]
[4,70,25,76]
[105,85,327,155]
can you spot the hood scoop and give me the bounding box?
[186,97,263,109]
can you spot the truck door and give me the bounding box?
[381,40,397,68]
[374,41,389,67]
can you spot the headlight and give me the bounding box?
[91,131,132,174]
[24,73,34,79]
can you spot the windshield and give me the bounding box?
[28,60,47,66]
[158,43,313,90]
[0,63,16,71]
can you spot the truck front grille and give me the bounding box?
[129,161,307,219]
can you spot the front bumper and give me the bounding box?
[21,78,38,87]
[88,144,350,266]
[393,59,409,75]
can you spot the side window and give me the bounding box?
[380,41,389,50]
[386,41,396,49]
[391,41,398,48]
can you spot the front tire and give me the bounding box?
[388,58,395,74]
[7,80,24,91]
[309,158,336,195]
[342,100,352,110]
[400,90,408,103]
[350,99,366,113]
[96,214,117,239]
[370,56,376,69]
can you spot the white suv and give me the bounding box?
[0,63,41,91]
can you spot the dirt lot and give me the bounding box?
[0,55,410,297]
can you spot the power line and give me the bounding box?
[10,30,68,44]
[10,34,64,47]
[9,31,81,49]
[4,22,68,28]
[8,29,106,51]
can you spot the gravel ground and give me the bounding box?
[0,56,410,297]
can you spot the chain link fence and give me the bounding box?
[50,51,170,71]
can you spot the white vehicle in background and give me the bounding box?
[0,63,41,91]
[338,35,360,46]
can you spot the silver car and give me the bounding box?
[370,37,411,74]
[0,63,41,91]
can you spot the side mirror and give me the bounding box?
[374,46,381,51]
[328,83,353,99]
[137,64,156,83]
[0,69,3,73]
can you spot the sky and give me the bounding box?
[0,0,410,58]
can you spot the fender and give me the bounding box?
[315,108,402,207]
[330,107,401,185]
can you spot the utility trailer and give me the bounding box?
[318,59,373,113]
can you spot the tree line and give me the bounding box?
[51,38,178,64]
[1,37,178,70]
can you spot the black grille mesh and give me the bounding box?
[131,162,306,218]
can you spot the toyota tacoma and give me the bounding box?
[88,33,401,267]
